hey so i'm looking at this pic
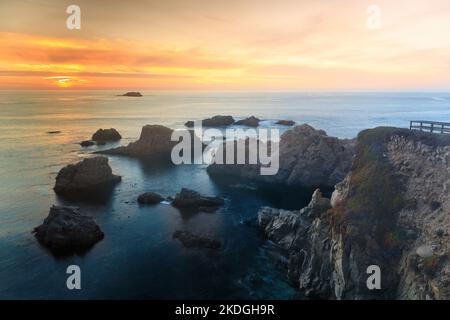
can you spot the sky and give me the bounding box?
[0,0,449,90]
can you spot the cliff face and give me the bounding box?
[258,127,450,299]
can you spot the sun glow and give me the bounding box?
[43,76,88,88]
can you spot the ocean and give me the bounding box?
[0,90,449,299]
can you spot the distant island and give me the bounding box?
[119,92,143,97]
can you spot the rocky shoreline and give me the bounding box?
[35,118,450,299]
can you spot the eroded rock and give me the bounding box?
[54,156,121,196]
[33,205,104,253]
[172,188,224,212]
[92,128,121,142]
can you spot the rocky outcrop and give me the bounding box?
[236,116,260,127]
[208,124,355,188]
[120,92,142,97]
[276,120,295,126]
[185,115,235,128]
[92,128,121,142]
[173,230,221,249]
[33,205,104,253]
[137,192,164,205]
[54,156,121,196]
[172,188,224,212]
[258,127,450,299]
[99,125,202,160]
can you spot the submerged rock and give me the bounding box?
[80,140,95,147]
[185,115,235,127]
[33,205,104,253]
[54,156,121,196]
[92,128,122,142]
[137,192,164,205]
[173,230,221,249]
[120,92,142,97]
[275,120,295,126]
[235,116,260,127]
[172,188,224,212]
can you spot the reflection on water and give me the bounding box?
[0,90,449,299]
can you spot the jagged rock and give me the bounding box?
[80,140,95,147]
[92,128,121,142]
[276,120,295,126]
[235,116,260,127]
[54,156,121,196]
[173,230,221,249]
[33,205,104,253]
[257,127,450,299]
[99,124,202,159]
[120,92,142,97]
[137,192,164,205]
[185,115,235,127]
[208,124,355,188]
[258,189,330,250]
[172,188,224,212]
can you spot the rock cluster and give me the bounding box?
[185,115,235,127]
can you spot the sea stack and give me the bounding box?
[92,128,122,142]
[54,156,121,196]
[33,205,104,254]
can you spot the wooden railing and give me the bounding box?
[410,120,450,134]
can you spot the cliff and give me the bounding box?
[258,127,450,299]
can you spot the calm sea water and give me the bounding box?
[0,90,449,299]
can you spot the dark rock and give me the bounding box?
[173,230,221,249]
[172,188,224,212]
[33,205,104,253]
[208,124,355,188]
[276,120,295,126]
[47,130,61,134]
[137,192,164,205]
[235,116,260,127]
[99,125,201,159]
[120,92,142,97]
[54,156,121,196]
[185,115,235,127]
[92,128,121,142]
[80,140,95,147]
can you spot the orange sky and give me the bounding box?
[1,0,449,90]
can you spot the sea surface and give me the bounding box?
[0,90,449,299]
